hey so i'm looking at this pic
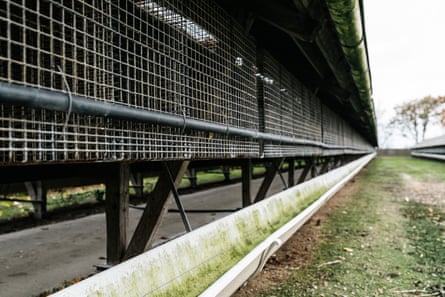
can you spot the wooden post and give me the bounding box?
[105,163,130,265]
[123,161,189,261]
[241,159,252,207]
[287,158,295,187]
[187,168,197,188]
[222,166,231,181]
[311,158,318,178]
[25,181,47,219]
[320,157,330,174]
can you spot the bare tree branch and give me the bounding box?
[389,95,445,144]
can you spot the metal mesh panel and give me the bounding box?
[322,105,340,146]
[261,52,326,157]
[0,105,259,163]
[259,50,372,157]
[261,52,322,141]
[0,0,259,163]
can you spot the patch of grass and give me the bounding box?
[0,200,33,219]
[261,157,445,296]
[403,202,445,286]
[0,187,104,222]
[379,156,445,182]
[46,189,102,211]
[0,166,267,221]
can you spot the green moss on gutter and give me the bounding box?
[72,182,334,297]
[146,186,330,297]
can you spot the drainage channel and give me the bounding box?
[50,153,376,297]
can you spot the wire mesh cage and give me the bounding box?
[322,105,341,146]
[259,51,324,157]
[0,0,260,163]
[0,0,374,164]
[260,51,323,140]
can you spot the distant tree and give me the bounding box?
[389,95,445,144]
[440,96,445,127]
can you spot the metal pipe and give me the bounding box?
[0,82,371,152]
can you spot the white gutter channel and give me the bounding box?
[51,153,375,297]
[200,152,375,297]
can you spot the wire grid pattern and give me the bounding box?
[343,124,372,151]
[263,144,322,158]
[322,104,342,146]
[261,51,323,157]
[0,105,259,163]
[0,0,259,162]
[261,52,322,141]
[260,51,373,157]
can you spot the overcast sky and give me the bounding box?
[363,0,445,147]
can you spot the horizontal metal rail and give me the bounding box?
[411,152,445,161]
[0,82,371,153]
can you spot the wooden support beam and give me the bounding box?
[297,159,313,184]
[254,159,282,203]
[320,157,330,174]
[311,159,318,178]
[287,158,295,187]
[334,156,343,168]
[123,161,189,261]
[222,166,231,181]
[105,163,130,265]
[163,163,192,233]
[24,181,47,219]
[275,159,288,190]
[241,159,252,207]
[186,168,197,188]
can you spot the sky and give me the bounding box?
[363,0,445,148]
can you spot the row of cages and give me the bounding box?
[412,147,445,156]
[0,0,373,163]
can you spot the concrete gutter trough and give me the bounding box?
[51,153,376,297]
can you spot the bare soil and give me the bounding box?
[401,173,444,208]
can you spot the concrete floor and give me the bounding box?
[0,173,290,297]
